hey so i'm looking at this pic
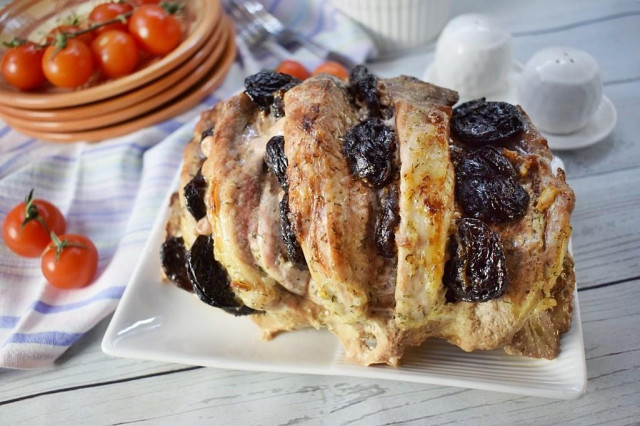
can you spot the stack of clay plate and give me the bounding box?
[0,0,235,142]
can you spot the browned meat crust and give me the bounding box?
[164,72,576,366]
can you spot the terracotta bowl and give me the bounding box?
[0,16,227,126]
[0,0,222,109]
[3,21,236,142]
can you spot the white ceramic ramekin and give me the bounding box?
[329,0,451,56]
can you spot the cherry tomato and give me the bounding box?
[47,24,95,47]
[1,43,46,91]
[129,5,182,55]
[42,39,94,88]
[312,61,349,79]
[91,30,138,78]
[131,0,160,4]
[275,60,311,81]
[89,2,133,34]
[2,192,66,257]
[41,234,98,289]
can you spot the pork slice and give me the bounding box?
[380,75,459,109]
[202,93,290,310]
[250,161,310,296]
[435,111,576,352]
[178,137,205,249]
[284,76,379,322]
[393,99,456,328]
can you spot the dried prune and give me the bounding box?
[201,127,214,141]
[160,236,192,292]
[444,218,509,302]
[451,98,525,145]
[280,192,307,270]
[271,95,286,119]
[348,65,385,118]
[343,118,396,188]
[375,184,400,257]
[455,146,529,223]
[244,71,300,116]
[265,135,288,190]
[184,168,207,221]
[187,235,255,316]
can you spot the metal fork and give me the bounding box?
[224,0,358,70]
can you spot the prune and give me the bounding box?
[455,146,529,223]
[375,185,400,257]
[444,218,509,302]
[279,192,307,270]
[451,98,525,145]
[200,127,214,141]
[348,65,385,118]
[187,235,255,316]
[271,95,286,119]
[160,236,192,292]
[264,135,288,190]
[244,71,300,116]
[184,168,207,221]
[343,118,396,188]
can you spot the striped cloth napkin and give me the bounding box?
[0,0,373,369]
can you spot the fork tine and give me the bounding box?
[226,0,357,70]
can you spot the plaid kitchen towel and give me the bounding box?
[0,0,373,369]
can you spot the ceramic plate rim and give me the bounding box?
[0,17,225,123]
[0,0,221,109]
[4,20,235,143]
[101,131,587,400]
[0,18,228,132]
[543,96,617,150]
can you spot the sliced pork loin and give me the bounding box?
[162,67,576,366]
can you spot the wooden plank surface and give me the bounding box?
[569,168,640,287]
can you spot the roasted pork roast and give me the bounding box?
[162,67,575,366]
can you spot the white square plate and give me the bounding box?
[102,158,586,400]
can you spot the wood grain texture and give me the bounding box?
[0,317,187,403]
[569,168,640,287]
[0,281,638,425]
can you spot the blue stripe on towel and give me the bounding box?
[154,119,184,135]
[31,286,126,315]
[7,331,84,347]
[0,126,13,139]
[0,140,37,174]
[0,316,20,329]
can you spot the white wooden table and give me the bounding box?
[2,1,639,424]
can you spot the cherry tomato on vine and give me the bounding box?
[312,61,349,79]
[89,2,133,34]
[47,24,95,46]
[1,43,46,91]
[2,191,66,257]
[91,30,139,78]
[129,5,182,55]
[275,60,310,81]
[41,233,98,289]
[42,39,94,88]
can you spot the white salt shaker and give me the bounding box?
[433,14,513,99]
[517,47,602,134]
